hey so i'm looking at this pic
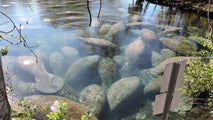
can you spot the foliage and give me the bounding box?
[1,46,8,56]
[182,34,213,105]
[182,59,213,97]
[182,34,213,117]
[12,99,37,120]
[11,100,69,120]
[46,101,68,120]
[192,34,213,56]
[81,111,92,120]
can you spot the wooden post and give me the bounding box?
[161,62,180,120]
[153,60,186,118]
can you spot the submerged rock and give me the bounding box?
[151,51,165,67]
[177,40,198,55]
[34,49,50,70]
[128,29,141,36]
[80,84,110,119]
[160,36,197,55]
[25,95,98,120]
[99,24,111,38]
[138,68,161,86]
[2,56,40,97]
[140,29,158,43]
[124,37,145,64]
[105,21,125,41]
[10,75,38,97]
[79,37,117,48]
[113,55,126,67]
[119,63,139,78]
[160,37,179,51]
[16,81,37,96]
[144,77,162,96]
[64,55,101,90]
[36,75,64,94]
[61,46,80,61]
[129,14,141,22]
[107,76,143,119]
[78,37,120,56]
[126,22,155,28]
[49,52,68,76]
[159,25,183,35]
[17,56,64,94]
[160,48,176,59]
[98,57,120,91]
[56,84,80,101]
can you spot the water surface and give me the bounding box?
[0,0,210,119]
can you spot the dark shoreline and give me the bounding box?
[144,0,213,19]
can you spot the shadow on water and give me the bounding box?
[128,0,209,35]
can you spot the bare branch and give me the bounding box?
[97,0,102,18]
[0,12,15,33]
[0,11,38,62]
[87,0,102,26]
[87,0,92,26]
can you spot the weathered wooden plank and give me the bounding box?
[153,90,181,115]
[160,60,186,93]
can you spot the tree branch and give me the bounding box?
[0,11,38,62]
[87,0,92,26]
[97,0,102,18]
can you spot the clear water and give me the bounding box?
[0,0,210,119]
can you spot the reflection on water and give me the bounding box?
[0,0,211,119]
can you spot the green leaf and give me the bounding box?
[1,46,8,56]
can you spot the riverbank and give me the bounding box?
[146,0,213,18]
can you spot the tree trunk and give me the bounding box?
[0,55,11,120]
